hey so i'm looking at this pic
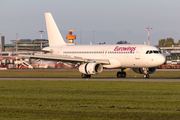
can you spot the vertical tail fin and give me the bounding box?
[45,13,66,46]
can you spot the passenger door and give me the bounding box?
[135,47,142,59]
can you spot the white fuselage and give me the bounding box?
[48,44,165,69]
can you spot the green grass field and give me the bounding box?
[0,69,180,78]
[0,81,180,120]
[0,70,180,119]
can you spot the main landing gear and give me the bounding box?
[117,68,126,78]
[81,73,91,78]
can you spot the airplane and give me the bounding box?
[20,13,166,78]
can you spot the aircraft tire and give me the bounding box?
[117,72,122,78]
[87,75,91,78]
[144,73,150,78]
[81,74,91,78]
[122,72,126,78]
[81,73,86,78]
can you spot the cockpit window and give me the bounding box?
[153,50,159,53]
[146,50,160,54]
[146,50,149,54]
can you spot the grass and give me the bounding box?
[0,81,180,119]
[0,69,180,78]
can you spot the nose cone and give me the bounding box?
[158,54,166,65]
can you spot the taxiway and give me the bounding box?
[0,77,180,82]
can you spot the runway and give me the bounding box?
[0,77,180,82]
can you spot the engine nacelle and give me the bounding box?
[132,67,156,74]
[79,63,103,75]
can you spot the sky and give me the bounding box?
[1,0,180,45]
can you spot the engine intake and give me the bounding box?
[132,67,156,74]
[79,63,103,75]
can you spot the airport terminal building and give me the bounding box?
[159,46,180,65]
[0,37,49,56]
[9,39,49,51]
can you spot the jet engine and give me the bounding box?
[79,63,103,75]
[132,67,156,74]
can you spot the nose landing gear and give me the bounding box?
[143,68,150,78]
[144,73,150,78]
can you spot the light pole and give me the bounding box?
[80,31,81,45]
[0,33,2,58]
[39,30,44,50]
[15,33,18,68]
[146,26,152,45]
[93,31,95,44]
[16,33,18,55]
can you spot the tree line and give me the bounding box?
[158,38,180,47]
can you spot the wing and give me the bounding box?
[19,54,110,65]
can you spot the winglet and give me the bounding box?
[45,13,66,46]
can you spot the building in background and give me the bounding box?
[0,39,49,57]
[9,39,49,51]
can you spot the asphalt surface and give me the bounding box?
[0,77,180,82]
[0,69,180,82]
[2,69,180,72]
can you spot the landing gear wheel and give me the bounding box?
[117,71,126,78]
[81,74,91,78]
[81,73,86,78]
[122,72,126,78]
[87,75,91,78]
[144,73,150,78]
[117,72,122,78]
